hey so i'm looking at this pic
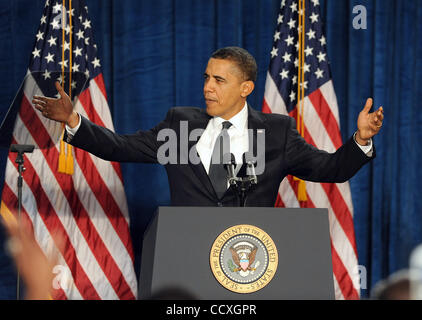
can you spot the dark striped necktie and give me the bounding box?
[209,121,232,199]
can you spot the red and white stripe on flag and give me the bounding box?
[0,0,137,299]
[262,0,360,300]
[263,75,360,300]
[1,72,138,300]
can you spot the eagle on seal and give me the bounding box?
[229,242,258,272]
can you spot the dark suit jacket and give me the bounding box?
[67,106,374,207]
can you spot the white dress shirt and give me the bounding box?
[196,102,249,174]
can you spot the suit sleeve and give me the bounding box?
[284,117,374,183]
[66,109,174,163]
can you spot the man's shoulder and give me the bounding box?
[249,107,294,126]
[165,106,294,126]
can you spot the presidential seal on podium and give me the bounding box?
[210,224,278,294]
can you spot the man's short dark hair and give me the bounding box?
[211,47,258,82]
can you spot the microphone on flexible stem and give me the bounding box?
[225,153,242,206]
[224,153,237,186]
[243,153,258,185]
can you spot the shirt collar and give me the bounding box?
[212,102,248,133]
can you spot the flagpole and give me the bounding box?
[293,0,307,203]
[58,0,67,173]
[66,0,74,175]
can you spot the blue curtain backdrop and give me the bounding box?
[0,0,421,299]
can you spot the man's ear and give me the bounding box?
[240,81,255,98]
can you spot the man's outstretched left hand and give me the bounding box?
[356,98,384,146]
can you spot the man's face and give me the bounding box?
[203,58,249,120]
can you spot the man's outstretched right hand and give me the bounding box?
[32,81,79,128]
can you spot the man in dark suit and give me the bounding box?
[32,47,384,207]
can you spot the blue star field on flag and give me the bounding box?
[29,0,101,100]
[269,0,331,112]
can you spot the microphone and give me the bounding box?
[243,153,258,185]
[224,153,237,186]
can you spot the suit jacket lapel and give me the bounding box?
[186,110,217,197]
[247,105,269,156]
[186,105,268,200]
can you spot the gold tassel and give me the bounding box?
[65,144,74,175]
[58,139,67,173]
[0,201,17,227]
[297,179,307,202]
[58,130,74,175]
[293,176,308,202]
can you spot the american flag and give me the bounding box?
[0,0,137,299]
[262,0,360,299]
